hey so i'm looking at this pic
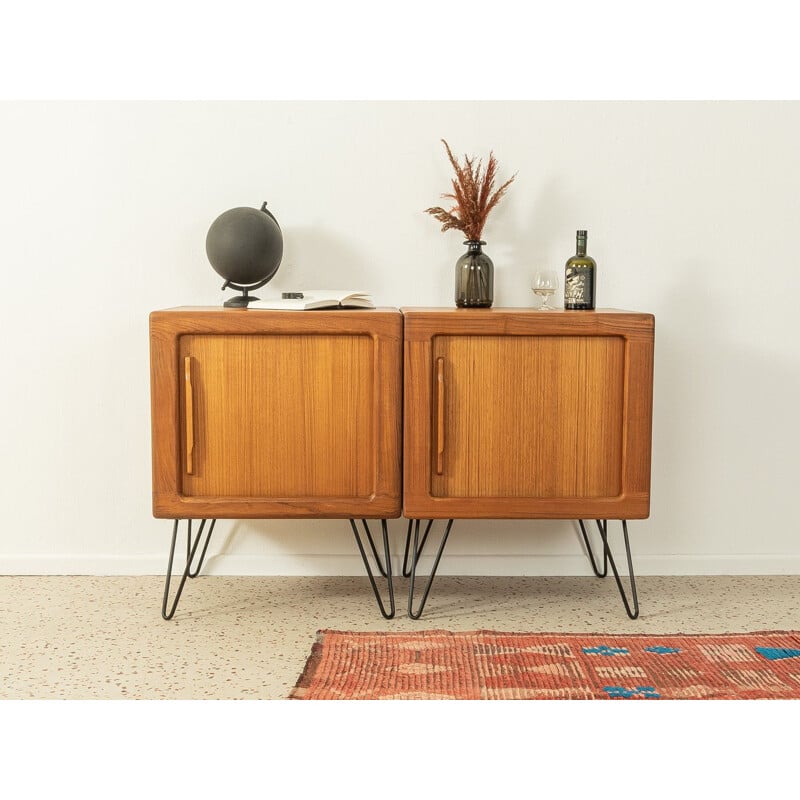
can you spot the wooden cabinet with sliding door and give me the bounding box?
[149,307,403,520]
[402,308,655,520]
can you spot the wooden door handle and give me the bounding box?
[184,356,194,475]
[435,357,445,475]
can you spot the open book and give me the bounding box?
[248,291,374,310]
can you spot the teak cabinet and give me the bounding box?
[150,306,654,620]
[149,308,403,519]
[151,307,654,520]
[402,308,654,520]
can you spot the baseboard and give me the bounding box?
[3,553,800,576]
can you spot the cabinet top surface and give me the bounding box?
[152,306,400,313]
[153,307,648,316]
[400,307,648,315]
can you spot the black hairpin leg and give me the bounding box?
[359,519,389,578]
[402,518,434,577]
[350,519,395,619]
[407,518,454,619]
[578,519,609,577]
[578,519,639,619]
[162,518,217,620]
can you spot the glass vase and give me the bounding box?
[455,240,494,308]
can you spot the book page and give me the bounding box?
[247,291,373,310]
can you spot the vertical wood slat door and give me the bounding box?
[180,334,374,499]
[403,309,654,519]
[431,334,625,499]
[150,308,402,519]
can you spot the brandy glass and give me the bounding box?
[532,270,559,310]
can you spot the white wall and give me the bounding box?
[1,101,798,576]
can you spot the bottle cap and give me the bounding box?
[577,230,587,236]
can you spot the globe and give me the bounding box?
[205,202,284,305]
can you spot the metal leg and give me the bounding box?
[578,519,609,577]
[350,519,395,619]
[187,519,216,578]
[360,519,388,578]
[407,518,454,620]
[402,518,434,577]
[162,518,217,621]
[578,519,639,620]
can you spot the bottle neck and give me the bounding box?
[576,235,587,257]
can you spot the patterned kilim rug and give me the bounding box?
[290,629,800,699]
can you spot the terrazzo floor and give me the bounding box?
[1,574,798,699]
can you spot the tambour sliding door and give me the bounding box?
[150,308,403,519]
[402,308,654,519]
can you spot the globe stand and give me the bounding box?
[207,202,283,307]
[221,278,271,308]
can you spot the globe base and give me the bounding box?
[221,277,271,308]
[223,293,260,308]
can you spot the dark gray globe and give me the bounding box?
[205,204,283,286]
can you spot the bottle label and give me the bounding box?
[564,265,595,309]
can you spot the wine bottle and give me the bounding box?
[563,229,596,310]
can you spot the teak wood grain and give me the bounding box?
[150,308,402,518]
[151,307,654,522]
[402,309,654,519]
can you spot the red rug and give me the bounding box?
[290,629,800,699]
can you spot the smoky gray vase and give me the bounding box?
[455,240,493,308]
